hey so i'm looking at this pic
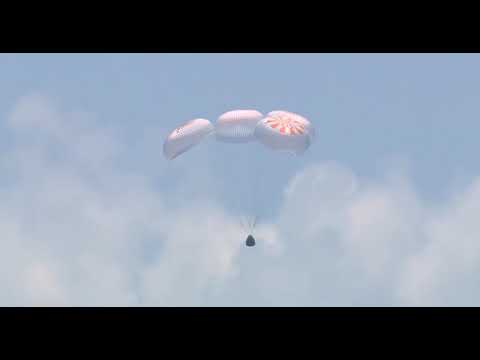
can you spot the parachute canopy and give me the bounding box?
[254,110,314,155]
[215,110,263,143]
[163,118,214,160]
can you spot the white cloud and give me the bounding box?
[1,94,480,306]
[397,179,480,306]
[0,94,164,306]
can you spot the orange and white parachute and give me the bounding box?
[254,110,314,155]
[163,109,315,160]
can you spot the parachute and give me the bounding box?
[215,110,263,143]
[163,109,315,246]
[163,118,214,160]
[255,110,314,155]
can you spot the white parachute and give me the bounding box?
[163,109,314,158]
[163,118,214,160]
[215,109,264,143]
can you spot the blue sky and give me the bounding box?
[1,54,479,306]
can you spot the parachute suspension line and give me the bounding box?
[247,147,262,232]
[247,152,254,232]
[239,217,249,233]
[232,143,253,235]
